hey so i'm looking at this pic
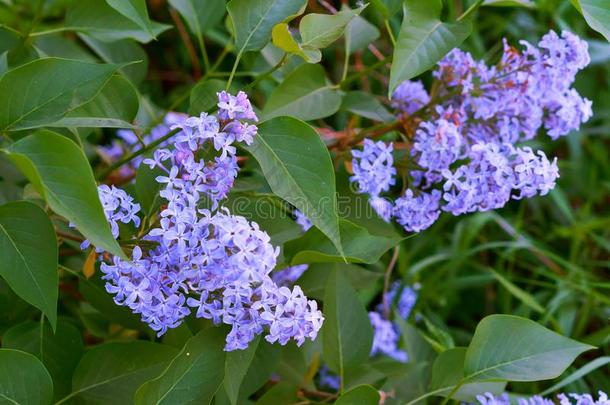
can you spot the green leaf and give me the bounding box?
[323,268,373,378]
[464,315,595,382]
[429,348,505,402]
[245,116,343,256]
[335,385,379,405]
[490,269,545,314]
[540,356,610,395]
[0,201,58,329]
[227,0,306,53]
[65,0,171,43]
[483,0,534,7]
[66,341,178,404]
[135,162,164,217]
[224,336,260,405]
[271,23,321,63]
[262,63,341,121]
[0,58,119,130]
[300,6,364,49]
[80,35,149,85]
[341,91,394,122]
[3,320,84,400]
[577,0,610,42]
[5,130,126,259]
[298,262,382,301]
[135,328,226,405]
[345,15,380,55]
[169,0,226,38]
[389,0,472,95]
[0,349,53,405]
[105,0,156,39]
[395,318,437,364]
[254,382,297,405]
[189,79,226,115]
[284,219,402,265]
[51,75,139,128]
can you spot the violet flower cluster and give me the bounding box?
[350,30,591,233]
[94,92,323,351]
[476,391,609,405]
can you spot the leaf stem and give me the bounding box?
[385,19,396,47]
[226,50,243,90]
[382,246,400,318]
[245,53,287,90]
[457,0,484,21]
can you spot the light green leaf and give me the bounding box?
[246,116,343,256]
[135,328,226,405]
[0,201,58,329]
[271,23,321,63]
[0,58,119,130]
[300,6,364,49]
[227,0,306,53]
[284,219,402,265]
[389,0,472,95]
[3,320,84,400]
[483,0,534,7]
[335,385,379,405]
[577,0,610,42]
[66,341,178,404]
[262,63,341,121]
[464,315,595,382]
[5,131,126,259]
[341,91,394,122]
[65,0,171,43]
[429,348,506,402]
[0,349,53,405]
[224,336,260,405]
[169,0,225,38]
[345,15,380,55]
[51,75,139,128]
[323,268,373,378]
[105,0,155,39]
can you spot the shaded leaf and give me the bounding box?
[262,63,341,121]
[189,78,226,115]
[169,0,225,38]
[0,349,53,405]
[389,0,472,95]
[255,382,297,405]
[341,91,394,122]
[0,58,119,130]
[135,328,226,405]
[5,130,126,259]
[577,0,610,42]
[300,6,364,49]
[105,0,156,39]
[246,116,343,256]
[224,336,260,405]
[0,201,58,328]
[335,385,379,405]
[464,315,594,382]
[345,14,380,55]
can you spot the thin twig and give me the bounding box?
[56,230,84,243]
[170,8,201,80]
[382,246,400,318]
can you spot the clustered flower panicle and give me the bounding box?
[476,391,609,405]
[94,92,323,351]
[351,30,591,233]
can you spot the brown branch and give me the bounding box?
[169,7,201,80]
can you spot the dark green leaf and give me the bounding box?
[389,0,472,95]
[323,268,373,377]
[0,58,119,130]
[52,75,139,128]
[0,201,58,328]
[105,0,156,39]
[3,320,84,400]
[577,0,610,42]
[0,349,53,405]
[395,318,437,364]
[169,0,226,38]
[65,0,171,43]
[254,382,297,405]
[464,315,594,382]
[224,336,260,405]
[297,263,382,301]
[262,63,341,121]
[429,348,505,402]
[189,79,226,115]
[300,6,364,49]
[246,116,343,256]
[66,341,178,404]
[237,341,281,399]
[341,91,394,122]
[227,0,306,53]
[5,130,126,259]
[135,328,226,405]
[284,219,402,264]
[335,385,379,405]
[135,161,164,217]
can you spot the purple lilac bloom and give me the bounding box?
[318,366,340,391]
[271,264,309,287]
[476,391,609,405]
[393,189,441,233]
[294,209,313,232]
[397,283,419,320]
[368,311,408,363]
[350,139,396,197]
[391,80,430,115]
[98,92,323,351]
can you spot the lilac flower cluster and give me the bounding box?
[96,92,323,351]
[476,391,609,405]
[350,30,591,233]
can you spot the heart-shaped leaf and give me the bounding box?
[0,349,53,405]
